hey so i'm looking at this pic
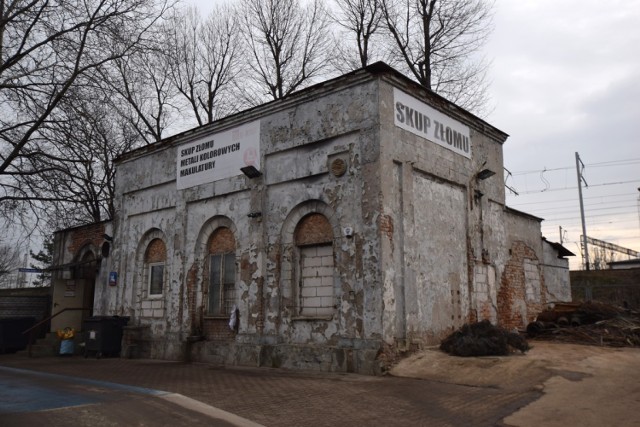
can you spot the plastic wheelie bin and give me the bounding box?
[82,316,129,358]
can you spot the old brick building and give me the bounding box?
[51,63,572,373]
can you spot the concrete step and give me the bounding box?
[17,333,83,357]
[16,343,57,358]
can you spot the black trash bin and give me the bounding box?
[82,316,129,358]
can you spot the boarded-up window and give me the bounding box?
[295,214,334,317]
[208,228,236,316]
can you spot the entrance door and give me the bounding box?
[77,252,97,322]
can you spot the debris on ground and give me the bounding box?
[440,320,530,357]
[527,301,640,347]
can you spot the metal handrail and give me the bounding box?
[22,307,91,357]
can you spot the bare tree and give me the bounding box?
[240,0,333,102]
[0,0,172,220]
[165,5,242,126]
[331,0,389,71]
[590,247,617,271]
[380,0,494,113]
[13,87,138,226]
[0,237,21,285]
[99,47,179,144]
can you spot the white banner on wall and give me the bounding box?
[176,120,260,190]
[393,88,471,159]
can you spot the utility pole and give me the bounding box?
[575,152,589,270]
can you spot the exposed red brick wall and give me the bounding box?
[208,227,235,254]
[497,241,546,330]
[144,239,166,263]
[67,223,106,256]
[295,213,332,246]
[203,318,235,342]
[378,214,394,252]
[478,301,493,322]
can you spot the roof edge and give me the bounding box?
[117,61,509,163]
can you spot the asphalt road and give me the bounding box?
[0,366,253,427]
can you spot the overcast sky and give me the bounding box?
[189,0,639,268]
[486,0,640,267]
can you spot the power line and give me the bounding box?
[510,158,640,176]
[527,203,639,216]
[542,220,632,229]
[513,180,640,195]
[541,218,638,228]
[508,192,633,207]
[540,210,638,222]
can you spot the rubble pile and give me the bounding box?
[527,301,640,347]
[440,320,530,357]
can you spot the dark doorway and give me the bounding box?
[75,252,97,322]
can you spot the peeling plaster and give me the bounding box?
[62,67,564,374]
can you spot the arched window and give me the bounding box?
[144,238,166,297]
[294,213,334,317]
[207,227,236,316]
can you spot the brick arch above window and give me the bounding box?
[294,213,333,246]
[135,228,168,261]
[208,227,235,254]
[195,216,237,261]
[73,243,98,263]
[73,245,98,280]
[145,238,167,263]
[280,200,339,246]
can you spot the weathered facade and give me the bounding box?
[51,63,572,373]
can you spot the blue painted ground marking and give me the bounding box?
[0,373,97,413]
[0,366,168,414]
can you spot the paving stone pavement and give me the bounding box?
[0,354,540,426]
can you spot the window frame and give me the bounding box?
[207,252,236,317]
[147,262,165,298]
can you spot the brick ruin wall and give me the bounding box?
[497,241,547,330]
[67,222,106,258]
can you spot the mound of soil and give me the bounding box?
[440,320,530,357]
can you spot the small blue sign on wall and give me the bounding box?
[18,268,42,273]
[108,271,118,286]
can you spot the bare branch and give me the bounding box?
[380,0,494,113]
[164,4,242,126]
[239,0,332,102]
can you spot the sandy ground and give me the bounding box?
[390,341,640,427]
